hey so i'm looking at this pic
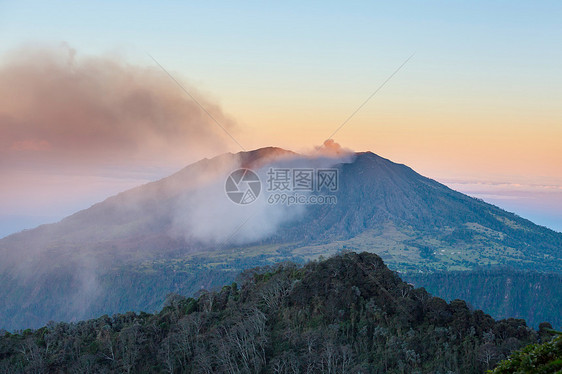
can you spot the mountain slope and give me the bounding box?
[270,152,561,271]
[0,252,540,373]
[0,147,560,330]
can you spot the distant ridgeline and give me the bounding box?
[0,252,552,374]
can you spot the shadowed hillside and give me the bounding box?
[405,270,562,329]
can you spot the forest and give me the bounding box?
[0,252,555,373]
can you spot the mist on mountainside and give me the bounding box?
[0,144,358,328]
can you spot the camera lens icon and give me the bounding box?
[225,169,261,205]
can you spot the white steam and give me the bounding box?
[172,144,356,247]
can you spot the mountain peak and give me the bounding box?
[236,146,297,168]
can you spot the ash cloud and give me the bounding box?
[0,44,237,172]
[312,139,354,157]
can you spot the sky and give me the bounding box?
[0,0,561,236]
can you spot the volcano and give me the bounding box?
[1,147,560,330]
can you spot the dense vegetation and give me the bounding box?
[488,330,562,373]
[405,269,562,329]
[0,252,540,373]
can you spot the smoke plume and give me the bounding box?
[0,44,236,172]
